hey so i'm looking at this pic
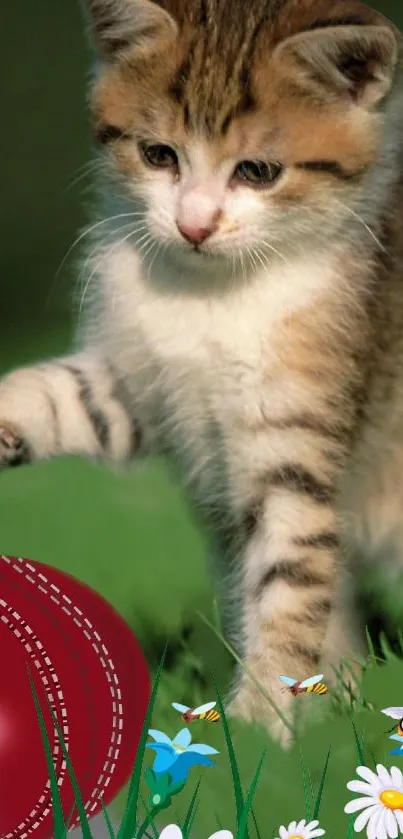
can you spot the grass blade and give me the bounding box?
[100,799,116,839]
[299,747,313,821]
[351,719,365,767]
[185,801,199,837]
[47,704,94,839]
[28,671,66,839]
[118,647,167,839]
[183,779,201,837]
[136,807,160,839]
[139,794,158,839]
[236,752,265,839]
[365,627,377,662]
[313,747,331,820]
[251,807,263,839]
[379,632,394,661]
[213,677,246,838]
[199,613,294,734]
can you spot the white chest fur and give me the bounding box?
[88,242,338,496]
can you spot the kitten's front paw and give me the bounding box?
[226,681,294,749]
[0,423,30,469]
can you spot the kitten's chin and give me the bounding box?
[166,239,229,270]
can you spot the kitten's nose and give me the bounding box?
[176,221,215,246]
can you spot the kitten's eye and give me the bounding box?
[139,142,179,170]
[233,160,283,187]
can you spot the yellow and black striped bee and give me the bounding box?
[172,701,220,723]
[279,674,328,697]
[381,707,403,736]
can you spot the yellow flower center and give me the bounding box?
[288,835,304,838]
[379,789,403,810]
[174,745,187,753]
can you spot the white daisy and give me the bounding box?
[345,764,403,838]
[274,819,325,838]
[159,826,233,839]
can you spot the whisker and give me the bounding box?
[65,159,108,193]
[259,239,289,265]
[147,239,163,281]
[55,211,147,282]
[77,225,144,316]
[334,199,386,253]
[76,221,148,300]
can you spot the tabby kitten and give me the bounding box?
[1,0,403,741]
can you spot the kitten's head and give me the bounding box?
[83,0,401,273]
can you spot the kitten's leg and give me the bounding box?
[0,353,140,469]
[226,467,358,742]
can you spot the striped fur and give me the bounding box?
[1,0,403,743]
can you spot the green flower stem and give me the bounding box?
[136,807,160,839]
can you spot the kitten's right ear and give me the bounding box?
[82,0,177,61]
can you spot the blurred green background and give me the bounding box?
[0,0,402,673]
[2,2,403,834]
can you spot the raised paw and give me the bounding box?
[0,424,30,469]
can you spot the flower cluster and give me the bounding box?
[158,823,325,839]
[143,706,403,839]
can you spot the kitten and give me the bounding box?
[1,0,403,741]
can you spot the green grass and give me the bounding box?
[32,641,403,839]
[4,329,403,836]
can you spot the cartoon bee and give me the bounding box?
[381,707,403,736]
[279,674,328,696]
[172,701,220,723]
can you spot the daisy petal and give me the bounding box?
[385,808,399,839]
[395,810,403,831]
[356,767,379,786]
[377,765,393,786]
[159,826,183,839]
[345,797,378,814]
[347,781,375,795]
[172,728,192,749]
[368,808,386,839]
[391,766,403,787]
[354,804,380,833]
[209,832,233,839]
[306,823,319,830]
[278,827,287,839]
[287,823,297,833]
[310,832,325,838]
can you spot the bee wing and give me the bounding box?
[172,703,190,713]
[381,707,403,719]
[192,701,217,715]
[299,674,324,689]
[279,675,297,686]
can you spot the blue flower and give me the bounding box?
[146,728,219,784]
[389,734,403,755]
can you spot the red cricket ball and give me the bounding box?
[0,555,150,839]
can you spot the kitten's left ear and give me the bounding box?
[274,23,399,107]
[82,0,177,60]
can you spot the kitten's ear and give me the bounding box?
[82,0,177,60]
[275,24,399,107]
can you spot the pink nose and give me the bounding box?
[176,221,215,246]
